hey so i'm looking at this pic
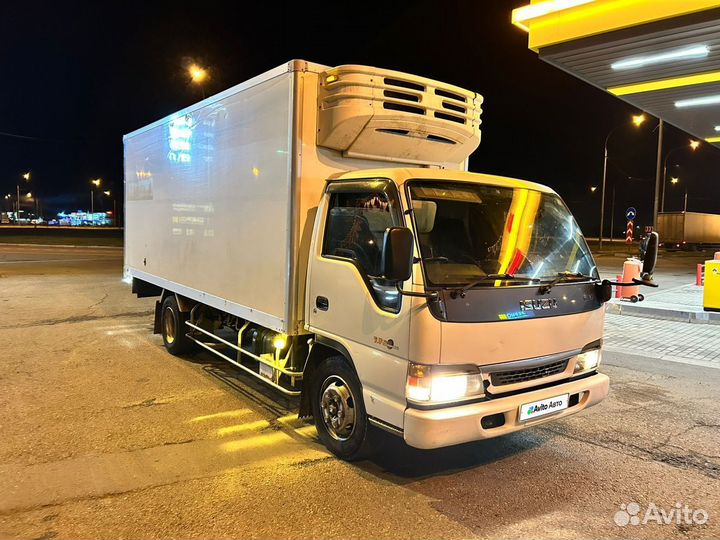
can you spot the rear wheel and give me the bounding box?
[161,295,192,355]
[312,356,371,460]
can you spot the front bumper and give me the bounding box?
[403,372,609,449]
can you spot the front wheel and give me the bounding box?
[312,356,371,460]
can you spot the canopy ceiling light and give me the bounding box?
[675,94,720,108]
[611,45,709,70]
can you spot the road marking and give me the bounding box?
[217,420,271,437]
[96,322,150,332]
[104,328,147,335]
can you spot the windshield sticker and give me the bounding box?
[498,310,533,320]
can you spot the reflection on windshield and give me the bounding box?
[409,182,598,287]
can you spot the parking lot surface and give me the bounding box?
[0,245,718,539]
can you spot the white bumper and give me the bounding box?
[403,373,609,449]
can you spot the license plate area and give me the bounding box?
[519,393,569,422]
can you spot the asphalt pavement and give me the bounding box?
[0,245,718,539]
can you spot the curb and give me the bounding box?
[0,243,123,250]
[605,301,720,325]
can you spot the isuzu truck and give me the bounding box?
[124,60,655,459]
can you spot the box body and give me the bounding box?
[124,60,482,334]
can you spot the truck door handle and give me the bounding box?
[316,296,329,311]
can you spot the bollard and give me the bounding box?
[697,264,705,286]
[615,275,623,298]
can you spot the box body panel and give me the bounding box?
[125,71,295,332]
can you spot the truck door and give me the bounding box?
[306,179,411,427]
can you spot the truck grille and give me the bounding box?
[490,359,568,386]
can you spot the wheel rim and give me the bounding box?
[320,376,356,441]
[163,306,176,344]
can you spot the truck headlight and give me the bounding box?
[406,362,484,405]
[574,348,602,374]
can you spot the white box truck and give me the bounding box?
[125,60,650,459]
[658,211,720,250]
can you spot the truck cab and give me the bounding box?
[304,168,608,456]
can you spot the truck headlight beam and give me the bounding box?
[406,362,484,405]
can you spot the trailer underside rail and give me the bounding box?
[184,321,302,396]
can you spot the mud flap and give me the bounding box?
[153,300,162,334]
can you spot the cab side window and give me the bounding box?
[322,190,401,312]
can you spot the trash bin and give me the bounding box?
[704,260,720,312]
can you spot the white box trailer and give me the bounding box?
[125,60,630,459]
[657,211,720,249]
[124,60,478,335]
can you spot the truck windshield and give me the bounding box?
[408,181,598,287]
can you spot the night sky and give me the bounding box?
[2,1,719,234]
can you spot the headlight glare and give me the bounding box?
[574,348,602,373]
[406,362,484,404]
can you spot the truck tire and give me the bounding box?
[312,356,371,461]
[161,295,192,356]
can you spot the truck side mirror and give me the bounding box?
[641,231,659,277]
[381,227,414,282]
[595,280,613,303]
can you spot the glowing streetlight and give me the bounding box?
[89,178,102,220]
[590,186,597,192]
[689,139,700,151]
[189,64,207,83]
[25,192,32,199]
[632,114,646,127]
[22,172,31,181]
[103,190,111,196]
[671,177,679,184]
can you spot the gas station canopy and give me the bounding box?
[512,0,720,146]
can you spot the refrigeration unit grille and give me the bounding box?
[316,64,483,165]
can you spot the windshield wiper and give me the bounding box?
[449,274,539,298]
[538,271,595,294]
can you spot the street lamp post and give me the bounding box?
[103,190,115,225]
[609,182,617,244]
[16,172,31,220]
[652,119,664,232]
[90,178,101,225]
[599,114,646,248]
[669,177,689,212]
[661,140,699,212]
